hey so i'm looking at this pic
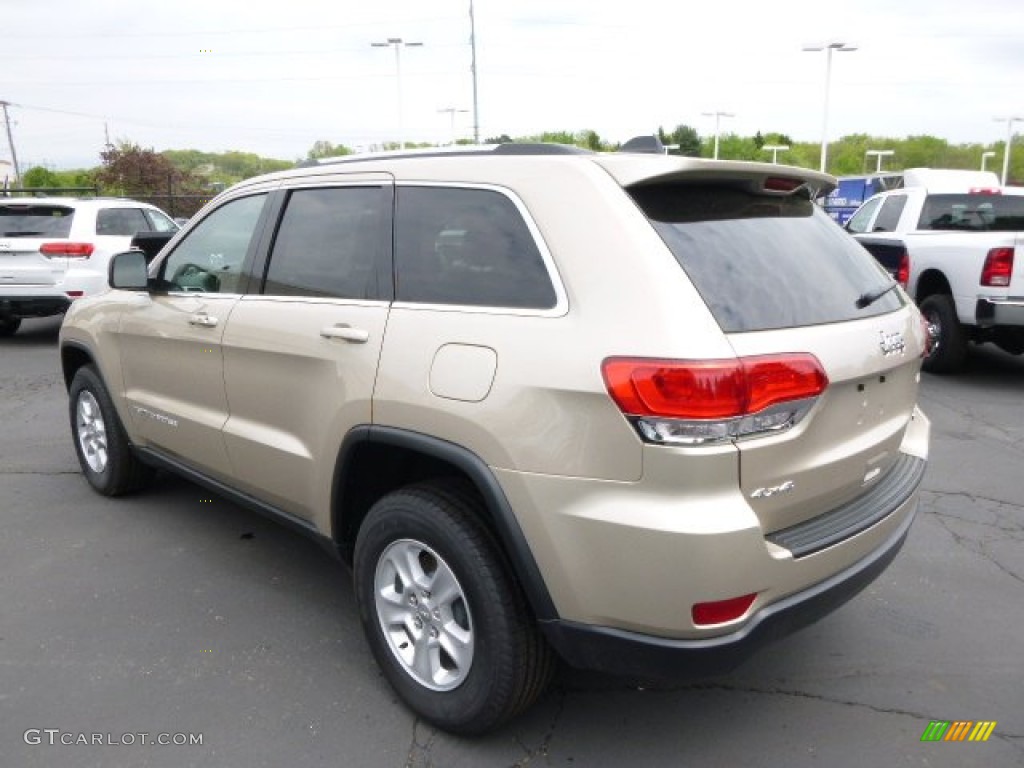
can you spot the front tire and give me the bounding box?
[353,482,554,735]
[920,294,967,373]
[69,365,152,495]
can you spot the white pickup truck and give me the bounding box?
[847,183,1024,372]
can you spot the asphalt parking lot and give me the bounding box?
[2,316,1021,768]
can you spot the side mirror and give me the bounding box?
[109,249,150,290]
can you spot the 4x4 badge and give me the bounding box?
[879,330,906,357]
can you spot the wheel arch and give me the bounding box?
[61,341,97,391]
[331,426,558,622]
[913,268,952,304]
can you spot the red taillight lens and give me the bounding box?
[980,247,1014,287]
[896,250,910,288]
[602,354,828,420]
[692,593,758,626]
[764,177,802,192]
[40,242,95,258]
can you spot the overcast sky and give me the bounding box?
[3,0,1023,170]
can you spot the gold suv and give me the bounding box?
[59,143,931,734]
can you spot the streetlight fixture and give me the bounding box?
[865,149,894,173]
[803,41,857,173]
[438,106,469,145]
[981,150,996,172]
[371,37,424,150]
[993,115,1023,185]
[763,144,789,164]
[701,111,734,160]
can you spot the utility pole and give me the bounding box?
[469,0,480,144]
[0,101,21,180]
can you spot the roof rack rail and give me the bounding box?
[491,143,593,155]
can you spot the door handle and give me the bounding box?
[320,324,369,343]
[188,313,219,328]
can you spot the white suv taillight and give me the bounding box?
[40,242,95,259]
[980,247,1014,287]
[602,354,828,445]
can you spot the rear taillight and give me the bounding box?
[980,247,1014,287]
[896,250,910,288]
[40,242,94,259]
[602,354,828,445]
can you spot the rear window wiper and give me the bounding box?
[1,230,46,236]
[856,281,899,309]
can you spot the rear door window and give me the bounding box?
[629,183,903,333]
[0,204,74,237]
[262,186,388,300]
[395,186,557,309]
[96,207,151,236]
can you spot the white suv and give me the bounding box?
[0,197,178,335]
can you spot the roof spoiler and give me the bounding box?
[618,135,668,155]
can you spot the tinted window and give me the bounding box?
[630,184,903,333]
[263,187,386,300]
[161,194,266,294]
[845,196,882,234]
[96,207,150,236]
[0,204,74,237]
[872,195,907,232]
[917,194,1024,231]
[395,186,556,309]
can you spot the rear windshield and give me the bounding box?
[629,184,903,333]
[917,194,1024,231]
[0,204,75,237]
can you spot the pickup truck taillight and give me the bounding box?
[896,249,910,288]
[602,354,828,445]
[980,247,1014,287]
[40,242,95,259]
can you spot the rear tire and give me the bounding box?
[920,294,967,373]
[353,481,554,735]
[69,365,152,495]
[0,316,21,336]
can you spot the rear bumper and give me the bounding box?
[0,295,72,318]
[976,297,1024,328]
[542,500,917,680]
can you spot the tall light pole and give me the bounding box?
[803,42,857,173]
[469,0,480,144]
[994,115,1022,185]
[981,150,996,172]
[0,100,20,180]
[438,106,469,145]
[371,37,423,149]
[701,111,734,160]
[865,149,894,173]
[763,144,789,164]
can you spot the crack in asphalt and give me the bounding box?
[920,390,1024,454]
[404,717,438,768]
[509,687,567,768]
[918,490,1024,584]
[662,682,1024,746]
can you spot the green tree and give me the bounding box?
[306,140,353,161]
[21,166,60,188]
[658,124,702,156]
